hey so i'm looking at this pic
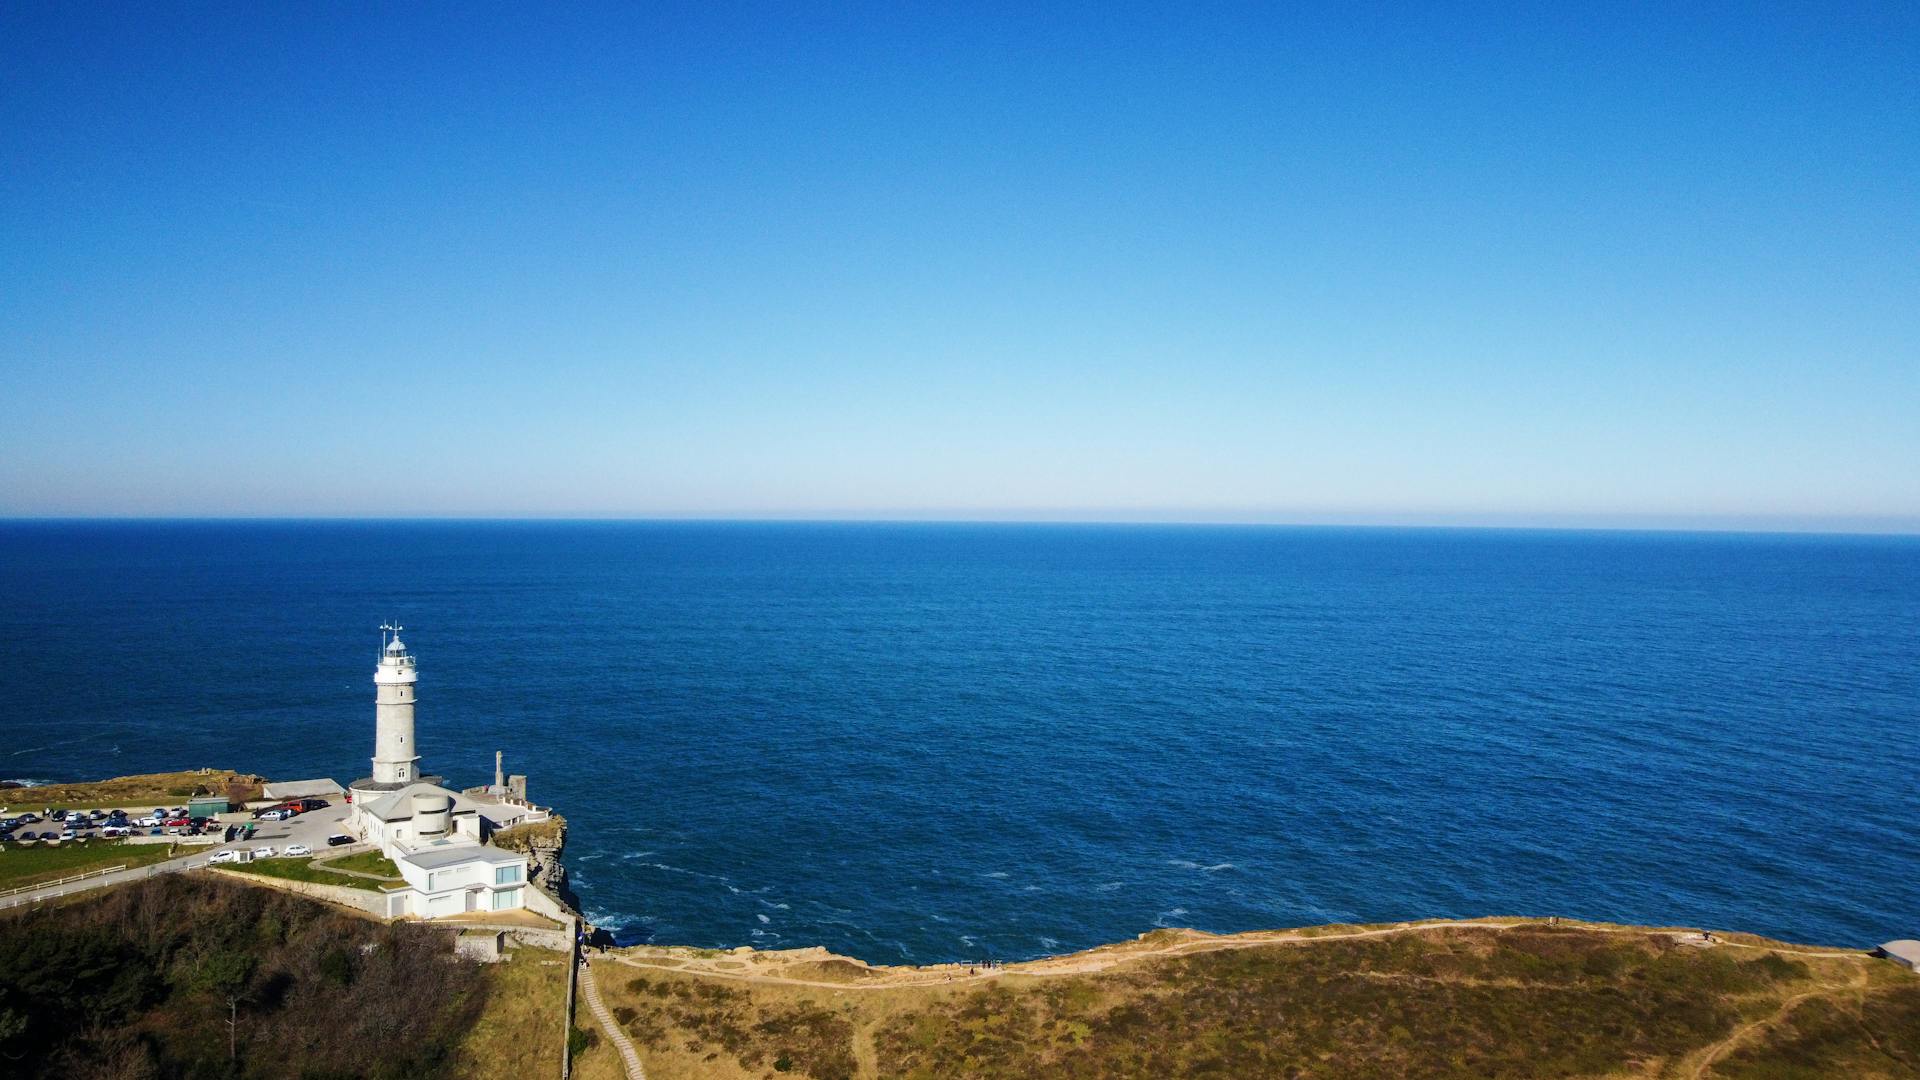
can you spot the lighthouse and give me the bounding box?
[372,623,421,784]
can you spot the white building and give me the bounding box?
[345,628,532,919]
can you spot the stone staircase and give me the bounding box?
[578,961,646,1079]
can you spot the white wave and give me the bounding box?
[584,909,642,930]
[756,914,770,924]
[1039,936,1061,950]
[1151,907,1190,927]
[982,871,1009,878]
[1095,882,1124,891]
[619,851,658,860]
[1202,863,1235,872]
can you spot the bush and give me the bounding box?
[569,1026,595,1056]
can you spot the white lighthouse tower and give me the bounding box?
[350,624,445,804]
[372,623,421,784]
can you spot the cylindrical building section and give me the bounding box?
[371,629,421,785]
[412,792,452,840]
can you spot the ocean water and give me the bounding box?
[1,521,1915,961]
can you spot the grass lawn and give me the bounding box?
[0,840,177,890]
[219,856,395,892]
[451,950,570,1078]
[318,849,403,879]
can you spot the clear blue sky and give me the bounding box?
[2,4,1915,528]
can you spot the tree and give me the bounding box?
[190,950,254,1062]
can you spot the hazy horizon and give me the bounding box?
[4,512,1918,537]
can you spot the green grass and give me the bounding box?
[0,839,176,889]
[318,849,403,879]
[218,856,396,892]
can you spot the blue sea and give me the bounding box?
[1,521,1915,961]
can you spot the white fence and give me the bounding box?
[0,854,206,910]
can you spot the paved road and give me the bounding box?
[2,799,357,910]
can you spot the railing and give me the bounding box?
[0,864,128,900]
[0,850,210,910]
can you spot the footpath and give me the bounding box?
[578,959,647,1080]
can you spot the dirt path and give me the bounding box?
[606,919,1867,995]
[1685,989,1823,1079]
[1682,965,1872,1079]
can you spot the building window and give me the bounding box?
[492,887,522,910]
[494,865,521,885]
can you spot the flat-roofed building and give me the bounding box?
[1878,940,1920,971]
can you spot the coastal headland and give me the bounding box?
[8,771,1918,1079]
[568,917,1919,1079]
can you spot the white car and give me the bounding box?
[257,809,291,821]
[209,849,243,864]
[134,815,161,827]
[252,845,277,858]
[283,843,311,857]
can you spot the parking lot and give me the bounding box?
[2,796,356,860]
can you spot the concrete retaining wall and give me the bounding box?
[523,881,573,922]
[206,867,389,917]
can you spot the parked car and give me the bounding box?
[326,834,353,847]
[298,798,330,812]
[164,817,190,827]
[252,846,277,858]
[101,826,130,838]
[49,809,67,821]
[257,809,291,822]
[209,849,243,864]
[148,827,164,836]
[283,843,311,857]
[133,816,160,827]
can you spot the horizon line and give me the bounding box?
[2,512,1918,539]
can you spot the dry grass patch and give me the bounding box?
[492,815,567,853]
[1,769,263,810]
[450,950,568,1078]
[588,923,1892,1080]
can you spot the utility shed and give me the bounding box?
[263,778,344,801]
[455,930,505,963]
[187,794,230,817]
[1877,940,1920,971]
